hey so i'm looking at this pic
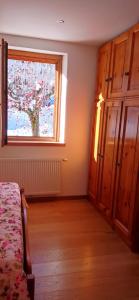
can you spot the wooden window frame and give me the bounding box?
[3,47,62,146]
[0,39,8,146]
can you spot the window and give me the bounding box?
[7,50,62,144]
[0,39,65,146]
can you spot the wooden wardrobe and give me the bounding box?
[89,23,139,251]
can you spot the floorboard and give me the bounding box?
[28,199,139,300]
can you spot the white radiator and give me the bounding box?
[0,159,62,195]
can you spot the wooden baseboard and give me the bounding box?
[26,194,88,203]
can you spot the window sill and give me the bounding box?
[6,140,66,146]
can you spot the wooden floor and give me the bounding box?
[28,199,139,300]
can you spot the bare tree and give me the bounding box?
[8,60,55,136]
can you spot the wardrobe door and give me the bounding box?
[89,103,98,201]
[96,42,112,99]
[97,101,122,218]
[114,99,139,241]
[126,24,139,96]
[89,100,105,203]
[108,32,129,98]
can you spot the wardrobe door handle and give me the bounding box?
[117,162,121,167]
[105,77,112,82]
[125,72,130,76]
[98,153,104,159]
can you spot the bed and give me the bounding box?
[0,182,35,300]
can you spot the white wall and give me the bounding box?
[0,34,97,196]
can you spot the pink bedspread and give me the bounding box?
[0,182,29,300]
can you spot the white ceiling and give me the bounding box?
[1,0,139,45]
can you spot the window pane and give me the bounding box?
[8,59,55,137]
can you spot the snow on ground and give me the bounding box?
[8,105,54,137]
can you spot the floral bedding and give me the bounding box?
[0,182,30,300]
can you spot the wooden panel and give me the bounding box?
[88,103,97,201]
[127,24,139,96]
[108,32,129,98]
[97,101,122,218]
[114,99,139,238]
[96,43,112,99]
[88,100,105,202]
[132,169,139,251]
[89,159,98,202]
